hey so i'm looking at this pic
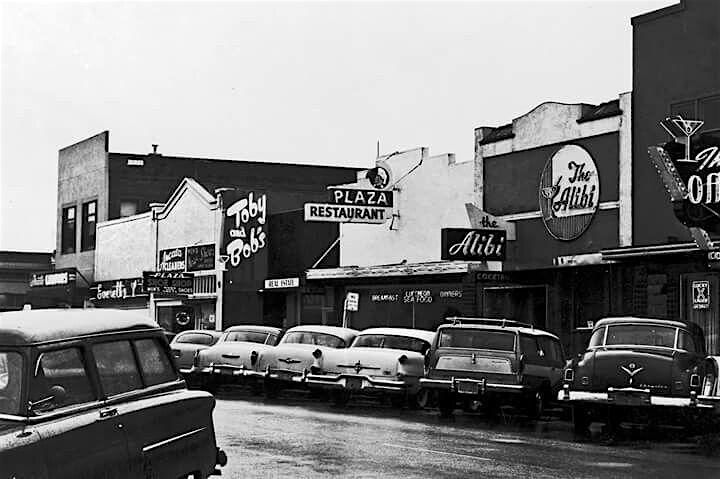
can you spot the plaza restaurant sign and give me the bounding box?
[304,187,393,224]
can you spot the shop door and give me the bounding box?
[682,273,720,355]
[482,285,547,330]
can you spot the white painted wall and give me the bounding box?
[157,187,217,252]
[95,213,153,281]
[340,148,475,266]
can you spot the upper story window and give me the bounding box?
[119,200,138,218]
[81,200,97,251]
[61,206,76,254]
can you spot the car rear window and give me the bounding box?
[438,329,515,351]
[282,332,346,348]
[134,338,177,386]
[175,332,218,346]
[0,351,23,415]
[224,331,271,344]
[605,324,676,348]
[353,334,430,354]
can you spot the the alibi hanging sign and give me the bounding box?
[538,144,600,241]
[648,116,720,252]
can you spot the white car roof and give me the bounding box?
[357,328,435,343]
[285,324,359,342]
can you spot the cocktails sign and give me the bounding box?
[648,116,720,250]
[539,144,600,241]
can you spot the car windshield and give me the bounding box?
[175,332,219,346]
[223,331,272,344]
[438,329,515,351]
[0,351,23,415]
[282,332,346,348]
[352,334,430,354]
[605,324,677,348]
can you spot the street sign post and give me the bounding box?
[342,292,359,328]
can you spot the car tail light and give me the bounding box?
[312,349,322,359]
[517,354,525,375]
[564,368,574,382]
[690,373,700,388]
[250,351,259,366]
[398,355,408,365]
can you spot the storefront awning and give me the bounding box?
[307,261,497,280]
[601,242,701,260]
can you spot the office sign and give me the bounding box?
[441,228,506,261]
[143,271,193,295]
[304,203,389,224]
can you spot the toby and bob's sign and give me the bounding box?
[223,191,268,268]
[539,144,599,241]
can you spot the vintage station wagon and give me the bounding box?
[559,317,710,433]
[421,318,565,417]
[305,327,435,407]
[0,308,226,478]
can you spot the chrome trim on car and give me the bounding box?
[420,377,527,393]
[557,388,712,408]
[305,373,411,392]
[142,426,207,453]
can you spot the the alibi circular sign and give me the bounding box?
[538,144,600,241]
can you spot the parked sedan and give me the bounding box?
[0,308,226,478]
[421,317,565,418]
[189,326,283,391]
[250,325,358,397]
[306,327,435,407]
[170,329,223,376]
[559,317,709,434]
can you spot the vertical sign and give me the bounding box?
[692,280,710,310]
[223,191,268,268]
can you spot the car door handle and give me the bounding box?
[99,407,118,419]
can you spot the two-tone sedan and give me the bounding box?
[251,325,358,398]
[187,325,283,392]
[559,317,709,434]
[170,329,223,383]
[305,328,435,407]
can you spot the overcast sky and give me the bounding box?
[0,0,675,252]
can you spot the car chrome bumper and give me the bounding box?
[420,377,527,394]
[306,373,413,392]
[557,386,712,408]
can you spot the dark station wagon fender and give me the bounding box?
[0,308,227,479]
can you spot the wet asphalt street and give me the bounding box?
[212,389,720,479]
